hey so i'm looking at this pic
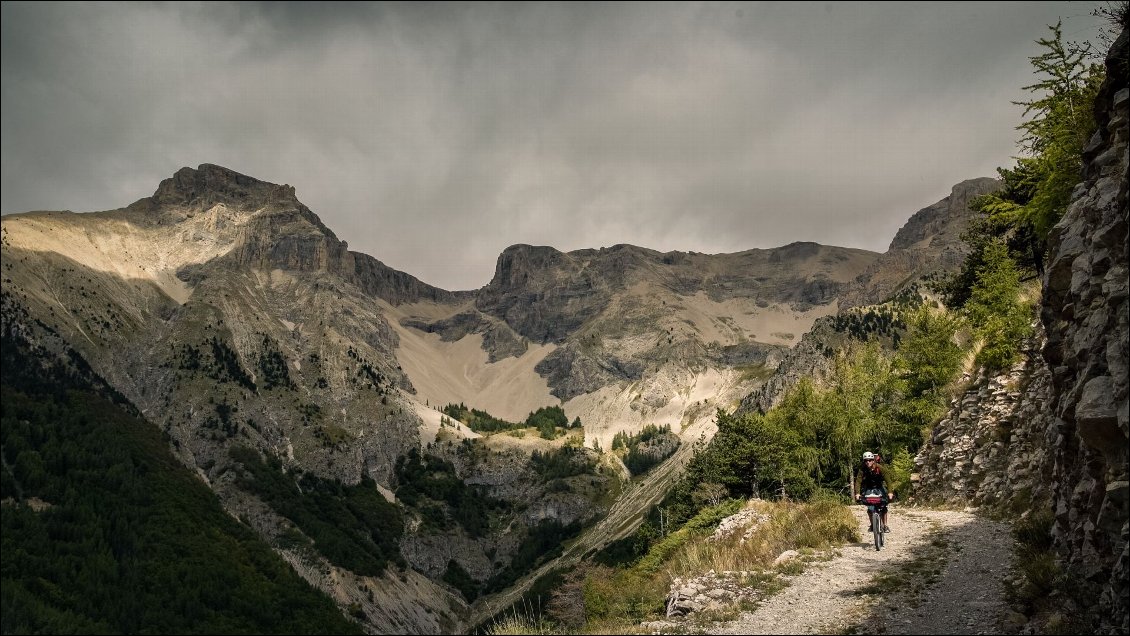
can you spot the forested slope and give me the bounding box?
[0,292,361,634]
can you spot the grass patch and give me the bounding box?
[319,423,352,445]
[1006,507,1059,607]
[485,609,557,635]
[736,364,775,383]
[663,496,855,579]
[578,496,855,634]
[486,498,859,634]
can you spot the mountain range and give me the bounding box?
[0,163,1001,632]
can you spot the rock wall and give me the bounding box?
[1039,28,1128,634]
[914,329,1055,511]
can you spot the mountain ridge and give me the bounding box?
[0,161,994,466]
[0,162,1001,633]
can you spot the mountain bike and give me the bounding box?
[860,488,889,551]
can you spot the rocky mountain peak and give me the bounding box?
[489,244,567,286]
[887,177,1000,252]
[152,163,298,210]
[123,163,452,305]
[135,163,337,244]
[837,176,1001,309]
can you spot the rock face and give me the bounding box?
[839,177,1001,309]
[477,242,875,347]
[475,244,615,345]
[737,316,839,414]
[3,164,438,485]
[399,310,529,362]
[149,164,465,307]
[1039,29,1128,635]
[914,329,1055,510]
[473,242,879,401]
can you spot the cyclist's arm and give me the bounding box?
[883,473,895,500]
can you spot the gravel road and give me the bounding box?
[713,505,1018,635]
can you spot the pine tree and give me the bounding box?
[965,240,1033,370]
[968,21,1104,278]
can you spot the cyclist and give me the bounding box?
[853,451,894,532]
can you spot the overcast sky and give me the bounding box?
[1,2,1111,290]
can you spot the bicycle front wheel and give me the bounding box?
[872,511,882,551]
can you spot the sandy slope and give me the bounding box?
[386,286,835,452]
[2,206,261,304]
[409,397,481,445]
[563,366,734,451]
[386,302,559,423]
[388,302,748,452]
[671,292,839,347]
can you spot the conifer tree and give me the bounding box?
[967,21,1104,278]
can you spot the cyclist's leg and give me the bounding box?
[880,490,891,532]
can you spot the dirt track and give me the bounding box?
[714,505,1017,635]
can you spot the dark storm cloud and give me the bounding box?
[1,1,1109,290]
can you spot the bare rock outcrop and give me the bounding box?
[476,242,876,401]
[1039,29,1128,634]
[840,177,1001,309]
[665,571,764,619]
[400,310,528,362]
[476,243,877,348]
[737,316,840,414]
[914,328,1055,510]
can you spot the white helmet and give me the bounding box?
[862,451,876,460]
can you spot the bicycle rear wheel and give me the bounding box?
[872,511,882,551]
